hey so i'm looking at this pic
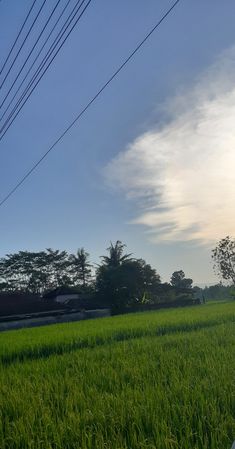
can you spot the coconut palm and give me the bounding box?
[70,248,92,288]
[101,241,133,268]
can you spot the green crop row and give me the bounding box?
[0,302,234,448]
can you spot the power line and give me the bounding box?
[0,0,88,138]
[0,0,89,138]
[0,0,37,77]
[0,0,62,111]
[0,0,181,208]
[0,0,73,125]
[0,0,47,91]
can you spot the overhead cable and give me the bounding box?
[0,0,89,138]
[0,0,181,207]
[0,0,72,125]
[0,0,47,91]
[0,0,37,77]
[0,0,62,111]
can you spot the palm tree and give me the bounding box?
[101,241,133,267]
[70,248,92,288]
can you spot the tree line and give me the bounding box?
[0,248,92,294]
[1,235,233,310]
[199,284,234,301]
[0,241,195,311]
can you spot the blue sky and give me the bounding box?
[0,0,235,284]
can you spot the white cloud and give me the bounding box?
[104,47,235,244]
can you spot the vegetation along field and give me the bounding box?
[0,302,235,449]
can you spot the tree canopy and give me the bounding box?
[0,248,92,295]
[96,241,161,311]
[170,270,193,289]
[0,240,197,312]
[212,236,235,284]
[69,248,92,288]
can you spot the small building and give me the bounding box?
[43,287,80,304]
[43,287,104,310]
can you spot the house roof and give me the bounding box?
[43,286,80,299]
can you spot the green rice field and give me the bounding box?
[0,302,235,449]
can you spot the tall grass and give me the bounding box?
[0,302,234,448]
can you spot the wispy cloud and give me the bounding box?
[104,47,235,244]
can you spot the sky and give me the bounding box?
[0,0,235,285]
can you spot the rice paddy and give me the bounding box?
[0,302,234,449]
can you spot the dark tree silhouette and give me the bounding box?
[212,236,235,284]
[96,241,161,311]
[101,241,133,267]
[70,248,92,288]
[170,270,193,289]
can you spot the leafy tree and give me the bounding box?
[0,251,42,293]
[70,248,92,288]
[201,283,232,300]
[137,259,161,303]
[96,262,137,310]
[96,241,161,311]
[0,249,74,294]
[170,270,193,289]
[43,249,72,289]
[212,236,235,284]
[96,241,133,310]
